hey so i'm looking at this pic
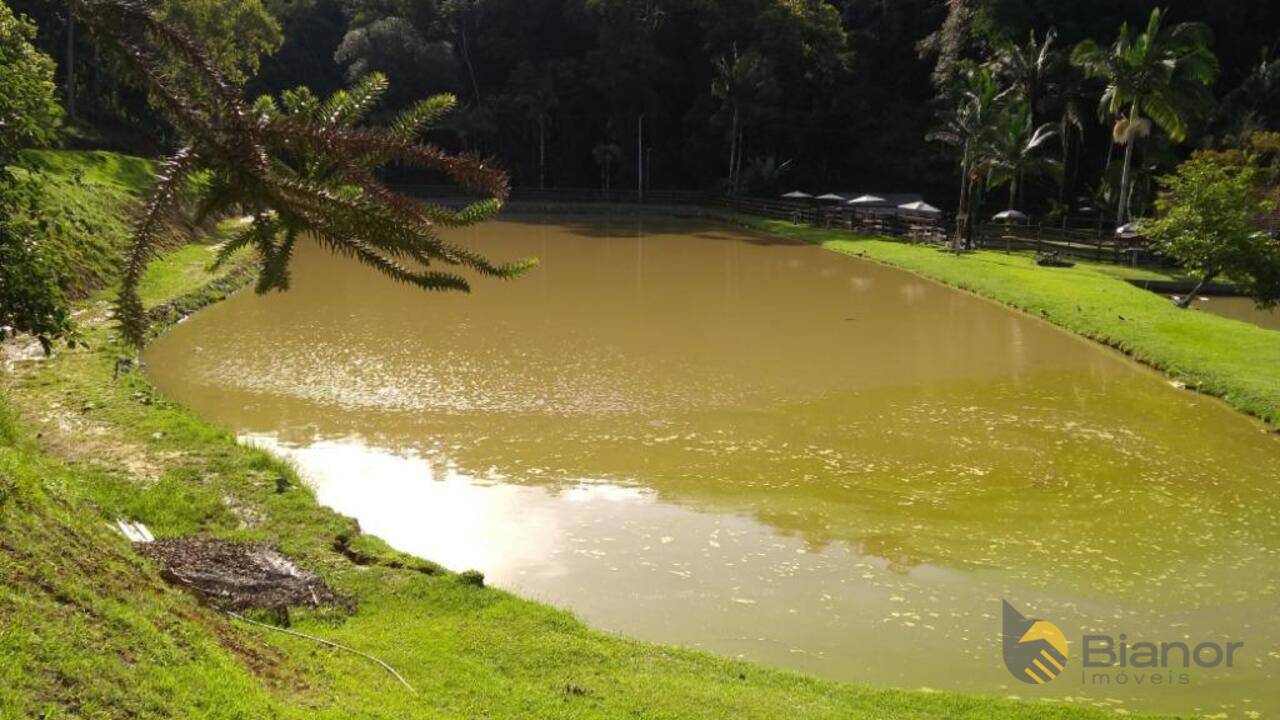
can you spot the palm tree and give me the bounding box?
[1216,47,1280,147]
[991,28,1059,127]
[75,0,533,347]
[711,45,772,195]
[978,102,1058,211]
[1050,71,1088,217]
[992,27,1088,217]
[1071,8,1218,225]
[927,66,1006,247]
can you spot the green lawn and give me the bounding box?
[18,149,157,195]
[726,214,1280,428]
[6,150,154,298]
[0,151,1154,718]
[133,217,254,305]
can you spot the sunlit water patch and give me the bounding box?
[146,217,1280,716]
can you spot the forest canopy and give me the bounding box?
[5,0,1280,211]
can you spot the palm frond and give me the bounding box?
[324,72,388,127]
[82,0,533,348]
[211,218,264,269]
[391,94,458,139]
[116,145,200,345]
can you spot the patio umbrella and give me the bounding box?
[1115,222,1143,239]
[781,190,813,199]
[992,209,1028,222]
[898,201,941,214]
[815,193,845,202]
[846,194,887,205]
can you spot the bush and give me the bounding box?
[1,1,68,351]
[1143,151,1280,308]
[0,1,62,162]
[0,197,73,353]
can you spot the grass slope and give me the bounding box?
[0,406,291,718]
[9,150,156,298]
[1,152,1147,718]
[729,215,1280,428]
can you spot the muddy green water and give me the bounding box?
[145,217,1280,716]
[1186,296,1280,332]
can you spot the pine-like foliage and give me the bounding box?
[75,0,534,347]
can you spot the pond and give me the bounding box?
[1182,295,1280,332]
[145,217,1280,716]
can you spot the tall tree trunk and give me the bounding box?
[65,5,76,121]
[953,157,969,250]
[637,114,644,203]
[1117,138,1136,225]
[954,164,970,252]
[1058,123,1072,226]
[734,127,745,194]
[1116,102,1139,226]
[538,114,546,190]
[458,22,481,104]
[732,103,742,193]
[1028,83,1038,129]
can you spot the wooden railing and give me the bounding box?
[821,206,949,244]
[972,223,1156,264]
[709,196,818,224]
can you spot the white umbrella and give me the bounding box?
[781,190,813,199]
[815,193,845,202]
[1116,222,1143,239]
[846,194,887,205]
[898,201,941,214]
[992,209,1028,222]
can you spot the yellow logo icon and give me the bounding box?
[1002,600,1069,684]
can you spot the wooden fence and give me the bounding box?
[707,196,817,224]
[971,223,1156,264]
[710,197,951,244]
[821,206,948,244]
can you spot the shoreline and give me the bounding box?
[1,209,1158,718]
[716,212,1280,430]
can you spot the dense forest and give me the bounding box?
[7,0,1280,210]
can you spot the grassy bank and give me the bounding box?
[8,150,156,297]
[1,152,1146,718]
[727,215,1280,428]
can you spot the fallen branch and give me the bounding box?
[225,611,415,694]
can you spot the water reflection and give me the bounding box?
[146,217,1280,715]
